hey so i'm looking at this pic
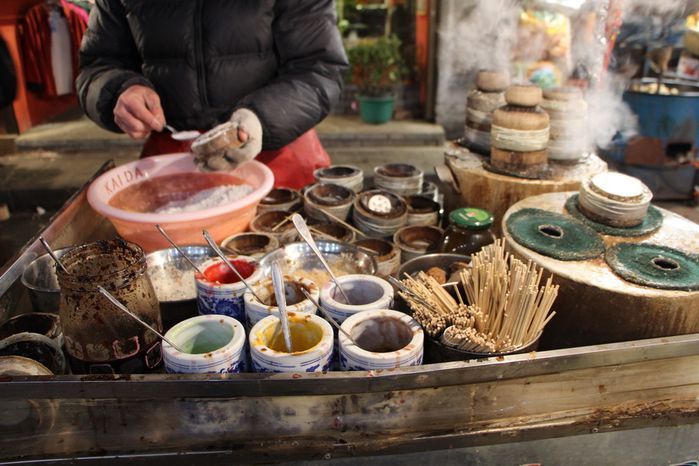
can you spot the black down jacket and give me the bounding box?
[76,0,348,150]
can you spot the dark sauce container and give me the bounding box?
[57,239,163,374]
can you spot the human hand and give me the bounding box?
[113,85,164,139]
[191,108,263,171]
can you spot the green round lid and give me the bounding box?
[449,208,494,230]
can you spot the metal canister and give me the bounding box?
[57,239,163,374]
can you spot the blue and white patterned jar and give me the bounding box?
[249,313,333,373]
[162,315,246,374]
[339,309,423,371]
[196,255,263,322]
[319,274,394,324]
[243,276,319,330]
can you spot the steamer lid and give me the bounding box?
[589,172,649,202]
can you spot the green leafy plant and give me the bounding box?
[347,35,406,97]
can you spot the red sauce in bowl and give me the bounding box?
[202,260,256,284]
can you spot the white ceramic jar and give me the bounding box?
[196,255,263,323]
[162,315,246,374]
[249,313,333,373]
[320,274,394,324]
[243,276,320,329]
[339,309,424,371]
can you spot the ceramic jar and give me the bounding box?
[319,274,394,324]
[249,313,333,373]
[162,315,246,374]
[339,309,424,371]
[244,276,320,329]
[196,255,263,323]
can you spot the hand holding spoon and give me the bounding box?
[291,214,351,305]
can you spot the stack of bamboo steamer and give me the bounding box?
[491,83,550,176]
[464,70,510,153]
[541,87,588,162]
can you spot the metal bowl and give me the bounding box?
[145,245,216,331]
[396,253,470,279]
[258,241,377,287]
[20,247,73,313]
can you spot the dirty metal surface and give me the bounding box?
[2,162,699,463]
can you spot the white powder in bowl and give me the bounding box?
[154,184,253,214]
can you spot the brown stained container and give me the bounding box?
[353,238,401,277]
[250,211,299,245]
[393,225,444,264]
[352,190,408,238]
[57,239,163,374]
[257,188,302,215]
[374,163,424,197]
[314,165,364,193]
[221,232,280,259]
[405,195,440,227]
[303,183,355,222]
[0,332,67,375]
[0,313,62,347]
[309,222,355,243]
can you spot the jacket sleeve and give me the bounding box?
[235,0,348,150]
[75,0,152,133]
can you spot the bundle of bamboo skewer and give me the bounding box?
[398,239,558,354]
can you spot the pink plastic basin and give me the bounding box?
[87,153,274,252]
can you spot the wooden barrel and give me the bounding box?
[503,191,699,349]
[441,145,607,234]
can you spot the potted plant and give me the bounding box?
[347,35,406,124]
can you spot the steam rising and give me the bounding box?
[437,0,689,150]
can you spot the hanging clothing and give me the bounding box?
[21,2,87,97]
[0,37,17,108]
[140,129,330,191]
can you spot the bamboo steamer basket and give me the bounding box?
[541,87,589,162]
[503,191,699,349]
[440,145,607,235]
[491,84,549,175]
[463,70,509,153]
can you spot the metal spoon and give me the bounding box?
[97,286,186,353]
[155,224,205,276]
[38,238,186,353]
[387,275,434,309]
[39,236,69,274]
[291,214,351,305]
[164,124,200,141]
[300,287,358,346]
[202,229,264,303]
[271,262,293,353]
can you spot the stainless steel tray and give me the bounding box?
[1,161,698,464]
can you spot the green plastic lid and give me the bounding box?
[449,208,494,230]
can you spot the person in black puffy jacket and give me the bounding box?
[76,0,348,188]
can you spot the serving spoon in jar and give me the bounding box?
[202,229,264,303]
[38,237,185,353]
[271,262,293,353]
[291,214,352,305]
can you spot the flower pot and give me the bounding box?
[358,95,394,124]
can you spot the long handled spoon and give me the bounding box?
[97,286,186,353]
[155,224,205,276]
[387,275,434,309]
[299,287,358,346]
[164,124,200,141]
[39,237,68,274]
[291,214,351,305]
[38,238,185,353]
[271,262,293,353]
[202,229,264,303]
